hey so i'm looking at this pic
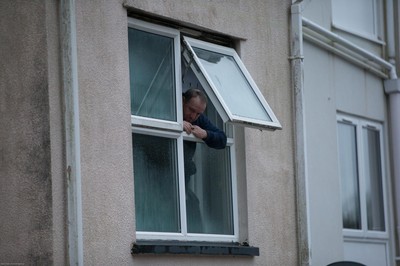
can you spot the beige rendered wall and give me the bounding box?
[0,0,66,265]
[76,0,296,265]
[75,0,136,265]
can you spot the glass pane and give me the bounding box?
[332,0,376,37]
[182,60,233,138]
[192,47,272,122]
[184,141,233,234]
[337,122,361,229]
[128,28,176,121]
[133,134,180,232]
[363,127,385,231]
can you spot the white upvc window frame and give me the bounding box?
[129,18,183,132]
[133,133,238,243]
[129,17,239,243]
[182,36,282,130]
[331,0,383,43]
[337,114,388,240]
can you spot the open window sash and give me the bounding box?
[182,36,282,130]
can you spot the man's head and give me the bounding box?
[183,89,207,123]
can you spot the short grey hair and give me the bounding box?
[183,88,207,104]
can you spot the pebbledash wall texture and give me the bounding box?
[0,1,57,265]
[0,0,296,265]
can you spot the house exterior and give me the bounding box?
[297,0,400,265]
[2,0,400,266]
[1,1,298,265]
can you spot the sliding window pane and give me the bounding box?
[338,122,361,229]
[363,127,385,231]
[133,134,180,232]
[128,28,176,121]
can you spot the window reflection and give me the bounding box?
[128,28,176,121]
[338,122,361,229]
[133,134,180,232]
[185,142,233,234]
[363,128,385,231]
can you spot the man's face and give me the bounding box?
[183,96,206,123]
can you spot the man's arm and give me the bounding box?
[193,114,227,149]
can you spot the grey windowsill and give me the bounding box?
[131,241,259,256]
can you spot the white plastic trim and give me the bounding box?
[61,0,83,265]
[302,17,397,79]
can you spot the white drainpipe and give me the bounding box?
[60,0,84,265]
[290,1,311,265]
[385,80,400,263]
[384,1,400,263]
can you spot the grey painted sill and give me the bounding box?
[131,241,259,256]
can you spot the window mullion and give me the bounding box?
[230,137,239,239]
[356,121,368,234]
[177,134,188,237]
[378,124,389,234]
[174,34,183,131]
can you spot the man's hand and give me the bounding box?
[183,121,208,139]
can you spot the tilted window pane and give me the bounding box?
[184,141,233,235]
[133,134,180,232]
[192,47,272,122]
[338,122,361,229]
[363,128,385,231]
[128,28,176,121]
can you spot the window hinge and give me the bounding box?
[365,124,378,130]
[340,118,354,124]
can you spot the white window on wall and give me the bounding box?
[331,0,382,42]
[337,114,388,239]
[128,18,280,242]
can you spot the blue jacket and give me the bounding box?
[192,114,227,149]
[184,114,227,178]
